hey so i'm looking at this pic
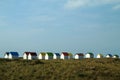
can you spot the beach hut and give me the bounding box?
[4,52,19,59]
[23,52,37,60]
[113,55,119,58]
[96,54,104,58]
[106,54,112,58]
[74,53,84,59]
[85,52,94,58]
[45,52,53,60]
[53,53,60,59]
[38,52,46,60]
[60,52,69,60]
[68,53,73,59]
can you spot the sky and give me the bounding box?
[0,0,120,57]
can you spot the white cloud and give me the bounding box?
[113,4,120,10]
[64,0,90,9]
[64,0,120,9]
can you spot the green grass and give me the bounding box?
[0,58,120,80]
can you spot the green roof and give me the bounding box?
[46,52,53,56]
[114,55,119,57]
[87,52,94,56]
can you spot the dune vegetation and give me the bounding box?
[0,58,120,80]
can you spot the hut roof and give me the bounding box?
[62,52,69,56]
[40,52,46,56]
[24,52,37,56]
[46,52,53,56]
[68,53,73,56]
[87,52,94,56]
[106,54,112,57]
[5,52,19,56]
[113,54,119,57]
[55,53,60,56]
[76,53,84,56]
[97,54,103,56]
[10,52,19,56]
[5,52,9,55]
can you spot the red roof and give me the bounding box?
[24,52,37,56]
[76,53,84,56]
[62,52,69,56]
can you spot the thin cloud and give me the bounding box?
[113,4,120,10]
[64,0,120,9]
[0,16,9,27]
[27,15,55,23]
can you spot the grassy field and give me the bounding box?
[0,58,120,80]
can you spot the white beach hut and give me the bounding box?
[60,52,69,60]
[68,53,73,59]
[53,53,60,59]
[85,52,94,58]
[96,54,104,58]
[113,55,119,58]
[38,52,46,60]
[106,54,112,58]
[45,52,53,60]
[4,52,19,59]
[23,52,37,60]
[74,53,84,59]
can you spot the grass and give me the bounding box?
[0,58,120,80]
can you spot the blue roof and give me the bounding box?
[55,53,60,56]
[9,52,19,56]
[107,54,112,57]
[5,52,9,55]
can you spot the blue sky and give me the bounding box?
[0,0,120,57]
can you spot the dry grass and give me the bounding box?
[0,58,120,80]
